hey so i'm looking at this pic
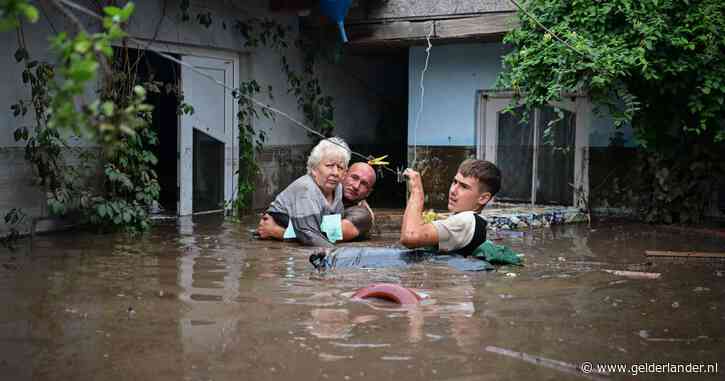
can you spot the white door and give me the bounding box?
[179,56,235,215]
[476,91,590,206]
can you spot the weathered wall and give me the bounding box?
[408,42,507,147]
[0,0,401,233]
[408,42,635,148]
[407,41,638,208]
[347,0,515,21]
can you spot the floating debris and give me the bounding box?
[485,345,608,380]
[332,342,390,348]
[381,356,412,361]
[318,353,353,362]
[603,269,661,280]
[645,250,725,258]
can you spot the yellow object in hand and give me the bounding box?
[422,210,439,224]
[367,155,390,166]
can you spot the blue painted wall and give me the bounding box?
[408,42,635,147]
[408,43,508,146]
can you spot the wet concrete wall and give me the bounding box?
[0,0,404,230]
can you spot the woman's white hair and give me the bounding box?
[307,137,351,174]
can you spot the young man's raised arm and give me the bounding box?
[400,169,439,248]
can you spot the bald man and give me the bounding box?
[257,162,377,242]
[342,162,376,213]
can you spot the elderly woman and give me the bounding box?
[258,137,350,247]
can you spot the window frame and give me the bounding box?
[475,90,590,207]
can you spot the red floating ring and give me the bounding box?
[351,283,421,305]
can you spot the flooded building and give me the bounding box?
[0,0,407,235]
[342,0,641,210]
[2,0,721,237]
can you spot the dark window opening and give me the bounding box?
[193,130,224,212]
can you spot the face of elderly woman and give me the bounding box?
[312,157,346,196]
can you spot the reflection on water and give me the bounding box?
[0,215,723,380]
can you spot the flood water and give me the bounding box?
[1,216,723,380]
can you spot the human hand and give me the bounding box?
[257,213,283,239]
[403,168,423,192]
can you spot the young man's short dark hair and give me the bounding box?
[457,159,501,196]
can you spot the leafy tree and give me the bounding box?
[498,0,725,223]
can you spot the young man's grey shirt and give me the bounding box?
[267,174,343,247]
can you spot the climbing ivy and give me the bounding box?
[498,0,725,223]
[0,0,38,31]
[6,2,163,234]
[0,208,26,249]
[231,80,274,216]
[3,1,340,232]
[229,17,338,214]
[175,7,341,213]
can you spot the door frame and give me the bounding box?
[475,90,590,207]
[117,39,244,216]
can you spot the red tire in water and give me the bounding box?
[351,283,421,305]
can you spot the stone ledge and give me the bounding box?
[372,206,588,233]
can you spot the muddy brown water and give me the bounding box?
[1,216,723,381]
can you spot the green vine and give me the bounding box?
[498,0,725,223]
[0,208,26,249]
[229,17,338,214]
[231,80,274,216]
[176,8,340,213]
[7,2,163,233]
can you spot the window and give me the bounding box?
[477,91,589,206]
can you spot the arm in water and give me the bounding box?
[257,213,363,242]
[257,213,285,240]
[400,168,439,248]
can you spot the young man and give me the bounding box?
[257,162,377,242]
[400,159,501,255]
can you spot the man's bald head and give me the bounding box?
[342,162,376,203]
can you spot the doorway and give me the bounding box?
[114,47,180,214]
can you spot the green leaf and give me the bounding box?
[103,6,122,17]
[119,3,136,21]
[73,37,91,54]
[101,101,115,117]
[21,4,39,23]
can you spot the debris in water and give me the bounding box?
[693,286,710,293]
[505,272,517,278]
[603,269,661,279]
[645,250,725,258]
[637,330,710,342]
[671,301,680,308]
[485,345,608,380]
[318,353,352,361]
[381,356,412,361]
